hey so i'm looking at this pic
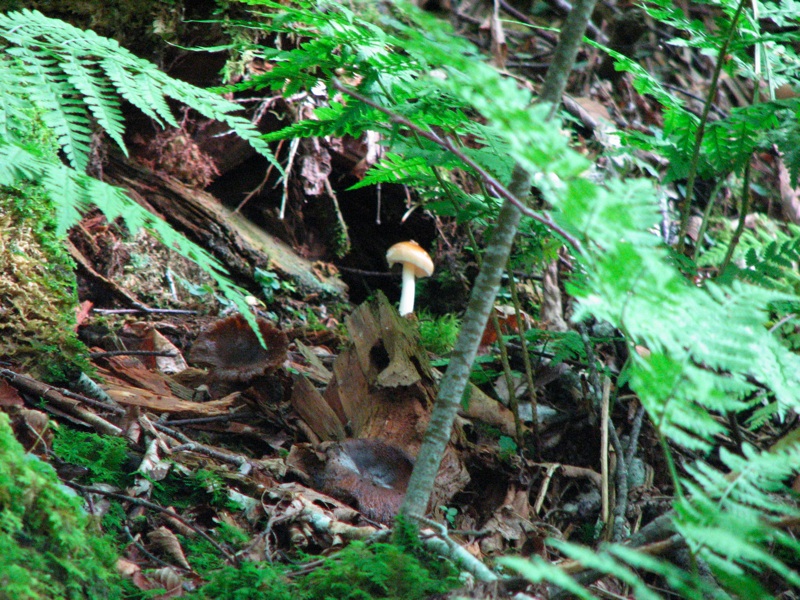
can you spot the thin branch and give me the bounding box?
[89,350,178,359]
[608,415,629,542]
[91,308,198,315]
[152,422,251,471]
[507,269,540,458]
[676,0,750,252]
[600,377,611,527]
[625,404,646,468]
[720,160,752,272]
[411,515,499,582]
[330,79,581,251]
[65,481,237,564]
[399,0,599,524]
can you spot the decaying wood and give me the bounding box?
[103,153,347,299]
[66,238,152,311]
[1,369,123,436]
[104,385,242,417]
[320,292,438,451]
[287,293,486,521]
[460,382,517,437]
[290,374,346,441]
[345,294,434,388]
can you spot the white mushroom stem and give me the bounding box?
[398,264,418,316]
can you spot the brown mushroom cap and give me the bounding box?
[188,314,288,383]
[386,240,434,278]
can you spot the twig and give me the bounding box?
[162,412,257,426]
[336,266,395,277]
[769,313,797,334]
[1,368,123,434]
[411,515,499,582]
[508,269,540,458]
[91,307,197,315]
[89,350,178,358]
[65,481,237,564]
[235,138,286,213]
[600,376,611,526]
[579,323,603,416]
[676,0,750,252]
[533,462,561,514]
[624,404,646,468]
[152,422,251,471]
[279,137,301,220]
[493,309,522,445]
[691,177,727,263]
[720,161,752,272]
[608,415,629,542]
[324,176,351,253]
[67,372,125,413]
[124,524,176,570]
[661,83,728,118]
[330,79,582,251]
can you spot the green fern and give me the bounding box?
[0,9,283,337]
[504,446,800,596]
[188,0,800,595]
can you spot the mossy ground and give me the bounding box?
[0,115,91,383]
[186,540,460,600]
[0,413,124,599]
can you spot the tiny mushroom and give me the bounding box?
[386,240,434,316]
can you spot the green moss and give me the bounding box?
[302,542,459,600]
[418,310,461,356]
[188,561,298,600]
[187,540,459,600]
[100,500,128,536]
[0,112,91,383]
[182,520,251,577]
[0,413,123,599]
[149,466,243,511]
[52,428,131,487]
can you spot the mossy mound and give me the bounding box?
[0,412,123,599]
[188,540,460,600]
[0,182,91,382]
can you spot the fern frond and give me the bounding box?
[500,555,596,600]
[221,3,800,596]
[709,224,800,292]
[5,47,93,171]
[61,56,126,151]
[675,446,800,593]
[0,9,280,173]
[100,59,174,127]
[506,445,800,597]
[41,162,92,232]
[0,9,283,343]
[1,136,263,338]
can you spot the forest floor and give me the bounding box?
[2,1,799,599]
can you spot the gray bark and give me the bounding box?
[399,0,600,521]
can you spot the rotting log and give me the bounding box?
[103,153,348,299]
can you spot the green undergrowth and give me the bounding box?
[149,467,244,512]
[46,425,458,599]
[418,310,461,356]
[188,540,459,600]
[0,413,124,599]
[52,427,131,486]
[182,523,251,577]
